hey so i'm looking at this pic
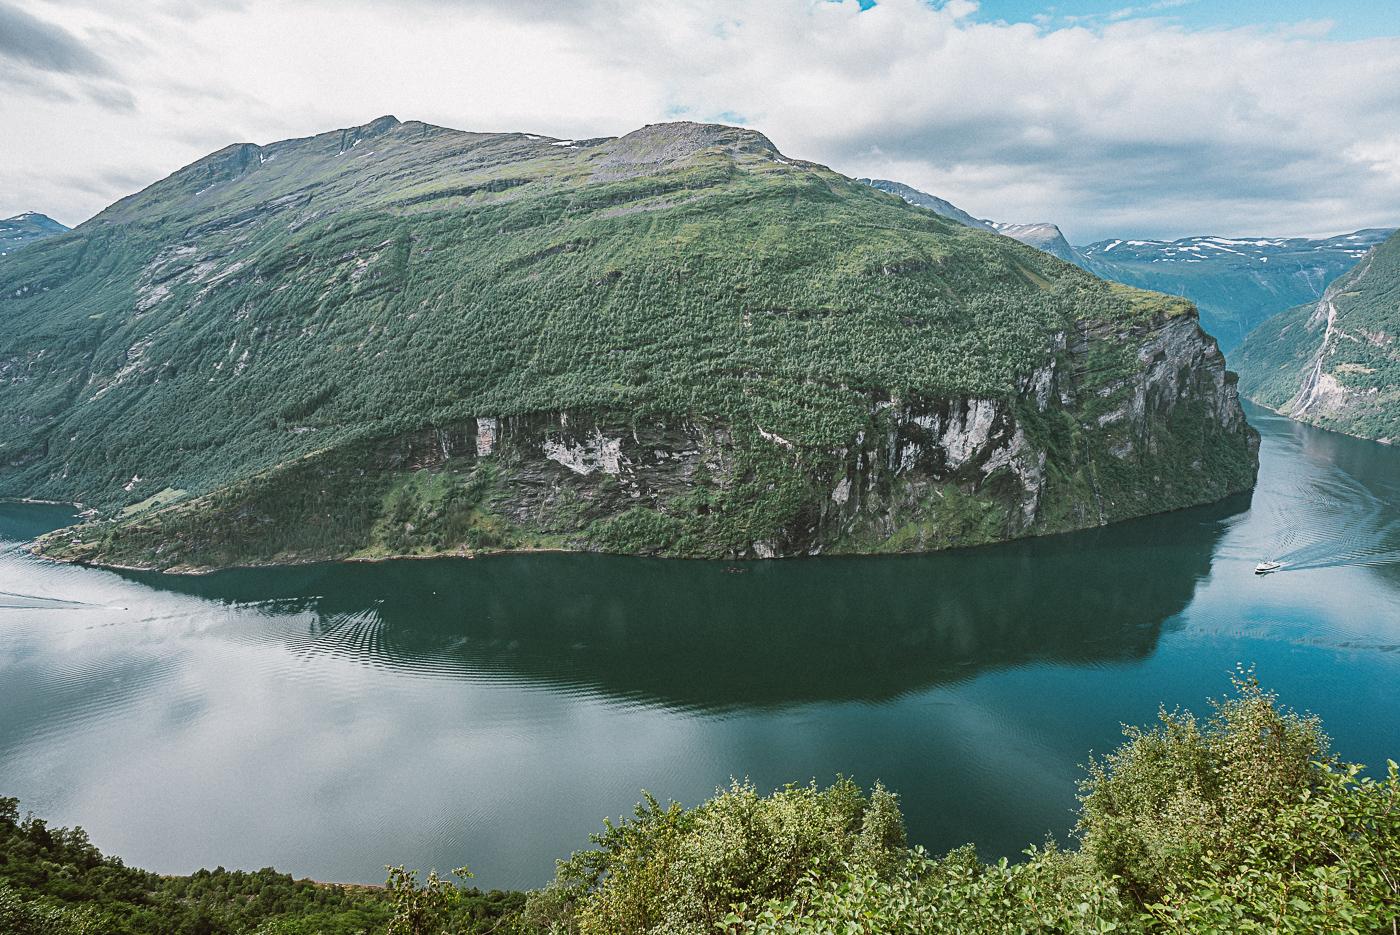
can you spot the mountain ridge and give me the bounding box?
[862,178,1394,350]
[0,117,1257,570]
[991,221,1080,265]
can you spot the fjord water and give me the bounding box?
[2,403,1398,889]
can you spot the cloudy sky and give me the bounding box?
[4,0,1399,242]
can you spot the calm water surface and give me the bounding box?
[2,404,1399,888]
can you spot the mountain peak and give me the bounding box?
[606,121,783,166]
[860,179,1079,262]
[362,114,401,133]
[0,211,69,254]
[2,211,66,228]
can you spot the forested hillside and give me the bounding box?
[1,117,1256,569]
[1238,228,1400,443]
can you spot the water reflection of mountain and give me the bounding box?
[122,495,1246,713]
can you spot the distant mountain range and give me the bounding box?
[1237,228,1400,444]
[862,179,1394,350]
[1075,231,1394,350]
[0,212,68,256]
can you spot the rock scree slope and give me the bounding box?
[0,117,1258,570]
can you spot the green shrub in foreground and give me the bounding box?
[534,673,1397,934]
[521,778,906,935]
[709,674,1398,934]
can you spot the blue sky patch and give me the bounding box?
[954,0,1397,40]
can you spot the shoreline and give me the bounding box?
[1243,396,1395,446]
[26,541,592,576]
[22,483,1259,577]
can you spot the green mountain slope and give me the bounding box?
[0,211,69,256]
[857,179,995,231]
[1,117,1257,570]
[1237,228,1400,443]
[862,179,1390,351]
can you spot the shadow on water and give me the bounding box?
[119,493,1249,714]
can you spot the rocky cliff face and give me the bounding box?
[1237,229,1400,444]
[40,305,1255,570]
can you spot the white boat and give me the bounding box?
[1255,561,1283,575]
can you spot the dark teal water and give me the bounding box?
[1,404,1398,888]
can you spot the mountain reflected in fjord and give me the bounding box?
[4,405,1400,890]
[123,495,1245,713]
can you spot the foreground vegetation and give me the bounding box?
[0,809,522,935]
[4,674,1395,933]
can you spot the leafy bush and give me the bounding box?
[522,779,906,935]
[726,673,1398,934]
[0,796,521,935]
[1077,669,1328,903]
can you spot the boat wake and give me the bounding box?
[0,589,93,610]
[1264,463,1400,573]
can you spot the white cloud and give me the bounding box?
[1346,135,1400,184]
[4,0,1400,241]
